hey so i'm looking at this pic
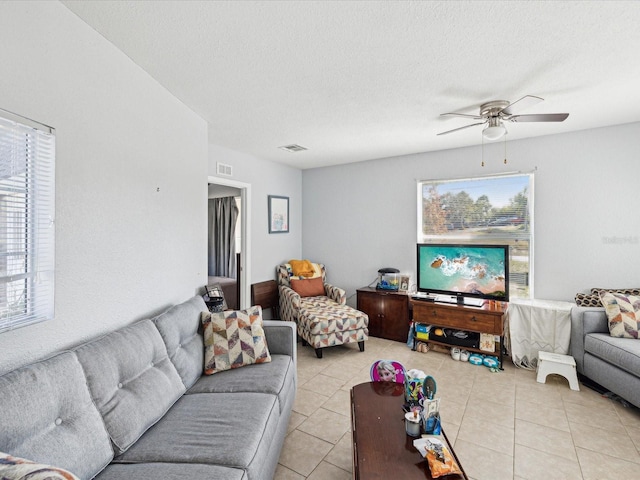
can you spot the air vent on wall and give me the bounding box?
[279,144,308,153]
[216,162,233,176]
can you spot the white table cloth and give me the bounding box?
[505,298,573,370]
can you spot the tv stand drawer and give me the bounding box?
[412,302,504,335]
[426,308,495,332]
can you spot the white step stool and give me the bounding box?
[536,351,580,391]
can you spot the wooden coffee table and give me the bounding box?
[350,382,468,479]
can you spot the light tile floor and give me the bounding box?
[274,336,640,480]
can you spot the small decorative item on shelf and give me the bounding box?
[479,333,495,352]
[415,323,430,341]
[376,268,400,291]
[398,275,410,292]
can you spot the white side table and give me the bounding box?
[536,351,580,391]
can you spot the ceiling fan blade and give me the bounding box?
[437,122,485,136]
[509,113,569,122]
[500,95,544,116]
[440,112,483,120]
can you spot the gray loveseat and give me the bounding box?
[0,296,297,480]
[570,306,640,408]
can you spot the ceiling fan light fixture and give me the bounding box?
[482,118,507,141]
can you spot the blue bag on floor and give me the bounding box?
[406,322,415,348]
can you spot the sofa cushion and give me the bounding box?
[153,295,207,389]
[0,352,113,479]
[75,320,186,455]
[0,452,80,480]
[114,392,279,479]
[584,333,640,377]
[202,306,271,375]
[188,354,296,413]
[600,292,640,339]
[95,462,247,480]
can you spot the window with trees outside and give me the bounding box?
[418,173,533,300]
[0,110,55,332]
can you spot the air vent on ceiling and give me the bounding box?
[216,162,233,176]
[279,144,308,153]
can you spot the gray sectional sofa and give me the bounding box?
[570,306,640,408]
[0,296,297,480]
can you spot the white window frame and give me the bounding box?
[0,109,55,332]
[417,172,534,299]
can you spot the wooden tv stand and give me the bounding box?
[411,299,506,369]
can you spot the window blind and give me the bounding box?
[0,112,55,332]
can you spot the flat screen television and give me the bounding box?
[416,243,509,303]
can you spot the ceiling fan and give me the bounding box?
[437,95,569,140]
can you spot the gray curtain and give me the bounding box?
[208,197,239,277]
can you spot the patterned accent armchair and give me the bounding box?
[276,263,368,358]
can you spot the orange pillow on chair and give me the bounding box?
[290,277,325,297]
[289,259,316,277]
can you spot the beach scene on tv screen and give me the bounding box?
[420,246,506,298]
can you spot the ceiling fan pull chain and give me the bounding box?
[504,134,508,164]
[481,135,485,167]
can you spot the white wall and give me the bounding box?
[208,144,302,283]
[0,2,208,374]
[302,122,640,303]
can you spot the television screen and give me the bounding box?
[417,243,509,302]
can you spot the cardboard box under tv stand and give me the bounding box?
[411,299,506,369]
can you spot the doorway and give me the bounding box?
[207,177,251,309]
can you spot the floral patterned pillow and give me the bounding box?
[0,452,79,480]
[599,292,640,339]
[201,305,271,375]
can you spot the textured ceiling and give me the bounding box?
[62,0,640,169]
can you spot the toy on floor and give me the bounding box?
[370,359,406,383]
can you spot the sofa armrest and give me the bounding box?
[263,320,297,367]
[325,283,346,305]
[570,306,608,374]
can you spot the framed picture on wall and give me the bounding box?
[268,195,289,233]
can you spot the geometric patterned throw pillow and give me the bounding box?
[599,292,640,339]
[574,293,603,307]
[0,452,80,480]
[201,305,271,375]
[575,288,640,307]
[591,287,640,296]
